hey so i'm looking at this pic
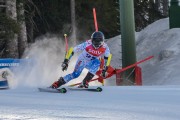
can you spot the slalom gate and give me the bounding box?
[69,56,153,87]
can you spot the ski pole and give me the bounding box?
[64,34,68,57]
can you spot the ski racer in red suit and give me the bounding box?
[51,31,111,88]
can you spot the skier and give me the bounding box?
[51,31,111,88]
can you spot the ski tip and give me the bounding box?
[96,87,103,92]
[59,88,67,93]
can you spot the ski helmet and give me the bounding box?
[91,31,105,49]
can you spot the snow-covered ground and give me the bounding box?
[1,86,180,120]
[107,18,180,85]
[136,18,180,85]
[1,18,180,120]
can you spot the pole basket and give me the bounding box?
[135,66,142,85]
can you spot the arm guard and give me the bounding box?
[65,47,74,60]
[104,54,112,68]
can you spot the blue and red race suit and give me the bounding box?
[63,40,110,82]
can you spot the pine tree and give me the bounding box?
[17,0,28,58]
[4,0,19,58]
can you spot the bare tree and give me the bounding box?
[154,0,168,17]
[154,0,161,11]
[70,0,76,45]
[5,0,19,58]
[162,0,168,16]
[17,0,28,58]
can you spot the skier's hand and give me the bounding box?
[101,66,108,78]
[61,59,69,71]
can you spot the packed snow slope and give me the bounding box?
[136,18,180,85]
[107,18,180,85]
[1,86,180,120]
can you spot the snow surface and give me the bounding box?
[107,18,180,85]
[136,18,180,85]
[1,18,180,120]
[1,86,180,120]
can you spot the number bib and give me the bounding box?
[85,45,106,60]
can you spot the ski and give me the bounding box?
[38,87,67,93]
[38,86,103,93]
[68,86,103,92]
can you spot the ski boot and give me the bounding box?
[51,77,66,89]
[78,80,89,88]
[78,72,94,88]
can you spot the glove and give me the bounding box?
[61,59,69,71]
[101,66,108,78]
